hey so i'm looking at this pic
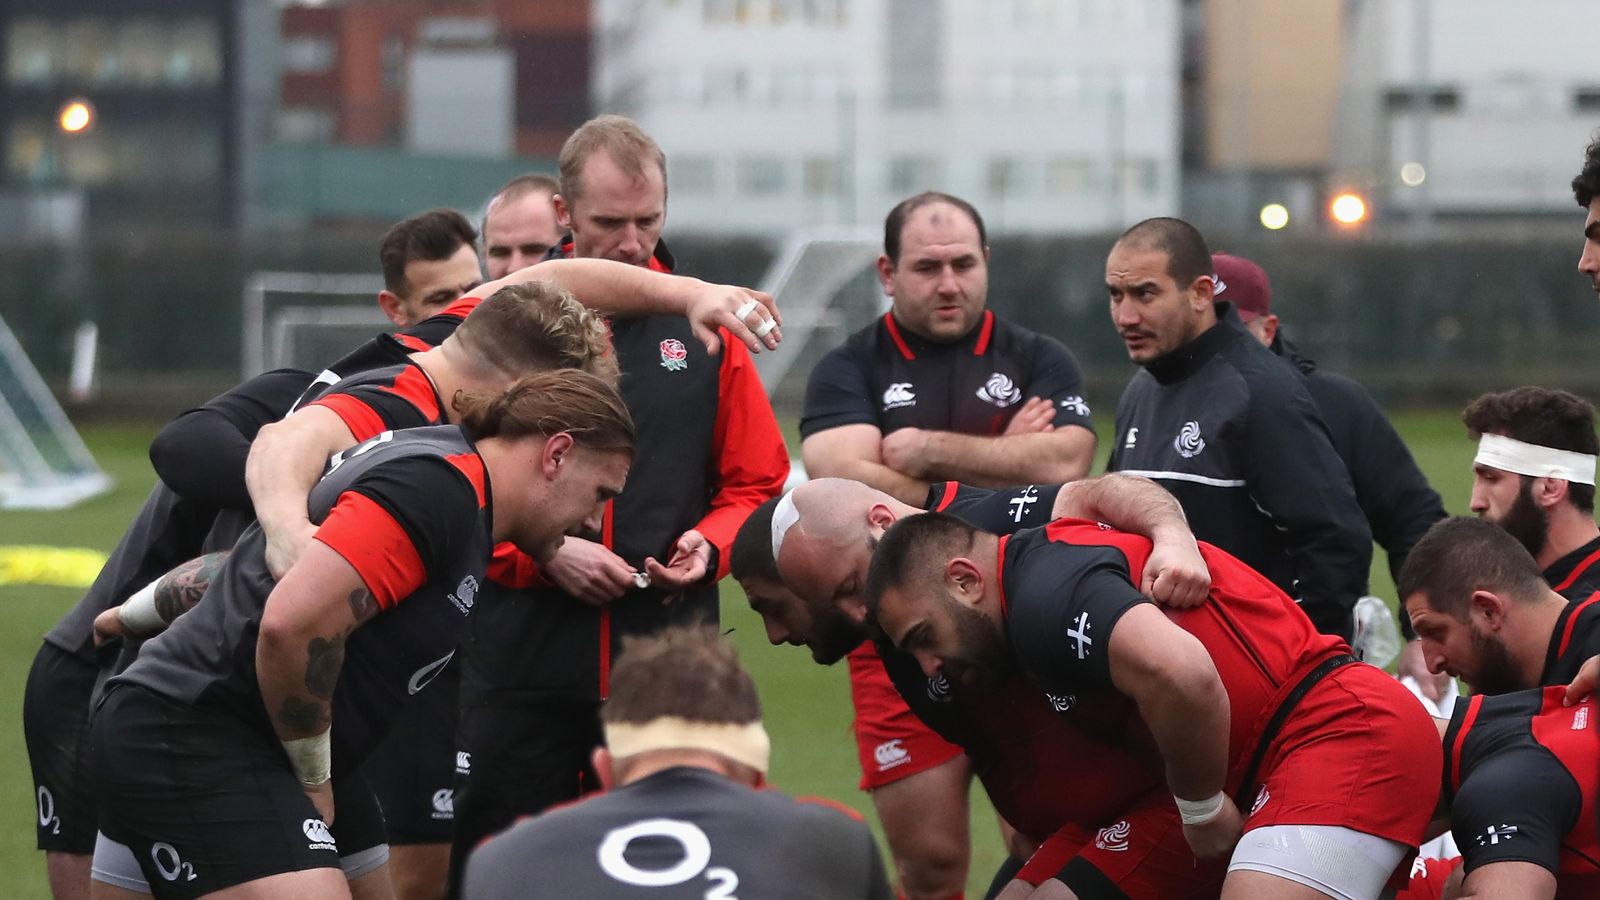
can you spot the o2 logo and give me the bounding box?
[37,786,61,835]
[597,818,738,898]
[151,842,197,882]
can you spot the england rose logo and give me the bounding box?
[659,339,688,371]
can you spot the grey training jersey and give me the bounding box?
[463,766,892,900]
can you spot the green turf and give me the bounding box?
[0,412,1484,898]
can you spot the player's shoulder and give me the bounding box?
[987,312,1073,358]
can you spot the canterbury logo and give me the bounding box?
[882,383,916,409]
[408,650,456,695]
[1174,421,1206,458]
[874,739,910,770]
[976,373,1021,407]
[303,818,337,852]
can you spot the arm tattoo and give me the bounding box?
[344,588,378,622]
[304,633,346,699]
[153,551,231,623]
[277,696,327,733]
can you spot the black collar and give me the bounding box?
[1142,302,1249,385]
[1543,534,1600,594]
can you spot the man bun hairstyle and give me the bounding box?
[456,368,635,454]
[453,281,619,385]
[379,208,477,295]
[1116,217,1213,290]
[558,114,667,206]
[1397,517,1547,620]
[883,191,988,264]
[1462,386,1598,513]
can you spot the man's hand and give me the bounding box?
[880,428,933,479]
[1003,397,1056,436]
[264,521,319,582]
[1398,639,1452,705]
[1141,531,1210,608]
[1181,794,1244,859]
[543,537,637,606]
[92,607,125,646]
[645,530,713,604]
[305,780,336,828]
[1565,654,1600,705]
[684,282,782,355]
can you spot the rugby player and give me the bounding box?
[375,210,484,328]
[799,191,1096,898]
[463,627,892,899]
[867,513,1440,900]
[1106,218,1372,640]
[480,174,561,280]
[89,370,634,900]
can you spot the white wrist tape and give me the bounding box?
[1475,433,1597,485]
[1175,791,1226,826]
[281,731,332,786]
[118,580,167,638]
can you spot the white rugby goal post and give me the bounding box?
[751,229,885,398]
[0,312,110,509]
[241,272,386,377]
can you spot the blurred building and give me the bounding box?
[0,0,270,233]
[595,0,1181,236]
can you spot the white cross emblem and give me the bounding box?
[1478,824,1518,846]
[1067,612,1093,660]
[1008,486,1039,523]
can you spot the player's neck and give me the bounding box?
[620,750,753,787]
[1537,508,1600,569]
[973,532,1005,618]
[1521,590,1573,678]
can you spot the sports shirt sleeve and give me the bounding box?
[799,342,878,438]
[1025,336,1094,430]
[149,368,316,510]
[312,454,481,609]
[1451,747,1579,878]
[309,365,443,442]
[1241,369,1373,638]
[927,481,1065,533]
[1005,537,1151,690]
[691,333,790,579]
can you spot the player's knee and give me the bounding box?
[894,844,968,900]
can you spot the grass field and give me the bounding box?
[0,412,1481,898]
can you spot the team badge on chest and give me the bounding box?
[659,339,688,371]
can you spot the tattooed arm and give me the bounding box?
[256,540,381,824]
[93,551,233,645]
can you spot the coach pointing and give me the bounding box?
[1105,218,1372,639]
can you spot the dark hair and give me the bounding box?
[601,626,761,726]
[1115,217,1213,290]
[730,495,783,583]
[1463,387,1598,513]
[1397,517,1547,620]
[1573,132,1600,208]
[864,512,979,616]
[452,282,618,384]
[456,368,635,453]
[883,191,988,264]
[558,114,667,206]
[378,209,477,295]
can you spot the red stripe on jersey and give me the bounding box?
[443,452,488,508]
[314,492,427,609]
[598,500,616,701]
[311,393,389,443]
[793,794,866,822]
[487,542,542,588]
[433,295,481,323]
[995,534,1011,618]
[883,313,916,361]
[393,334,431,353]
[971,310,995,356]
[1553,550,1600,593]
[1449,694,1484,792]
[1557,593,1600,660]
[391,365,443,423]
[933,482,960,512]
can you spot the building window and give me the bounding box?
[1119,159,1158,196]
[803,0,848,26]
[703,67,748,104]
[987,157,1023,197]
[672,155,718,195]
[283,35,336,75]
[278,107,338,144]
[887,156,942,195]
[803,156,843,195]
[1046,157,1093,194]
[381,33,405,92]
[704,0,736,23]
[737,156,787,194]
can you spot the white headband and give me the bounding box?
[604,716,772,774]
[770,492,800,562]
[1475,433,1597,485]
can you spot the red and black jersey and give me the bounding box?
[1547,536,1600,602]
[800,310,1092,440]
[1541,591,1600,687]
[111,425,494,775]
[461,238,788,703]
[1444,686,1600,895]
[999,521,1349,792]
[296,296,480,410]
[924,481,1064,531]
[307,361,446,441]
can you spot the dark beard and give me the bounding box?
[1468,626,1526,695]
[944,599,1012,691]
[810,612,867,666]
[1498,479,1550,560]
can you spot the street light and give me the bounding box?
[1259,203,1290,231]
[1330,192,1367,227]
[58,100,93,134]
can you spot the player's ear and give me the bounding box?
[865,502,897,536]
[1190,274,1216,310]
[875,254,896,296]
[945,557,982,603]
[592,746,616,790]
[553,194,573,230]
[1469,590,1508,628]
[541,432,577,479]
[376,290,407,327]
[1533,475,1568,511]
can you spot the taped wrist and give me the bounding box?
[281,731,332,786]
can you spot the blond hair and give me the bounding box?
[557,114,667,206]
[453,281,618,384]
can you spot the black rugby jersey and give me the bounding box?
[1541,592,1600,687]
[1444,687,1600,894]
[1546,536,1600,603]
[463,766,891,899]
[1108,303,1372,640]
[800,310,1092,439]
[307,361,445,439]
[112,425,493,773]
[294,295,477,409]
